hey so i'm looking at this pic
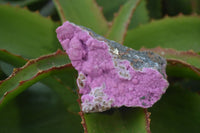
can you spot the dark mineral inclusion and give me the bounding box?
[56,21,169,113]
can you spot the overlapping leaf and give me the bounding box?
[82,108,149,133]
[106,0,141,44]
[0,50,82,132]
[149,83,200,133]
[53,0,108,35]
[124,16,200,52]
[128,0,149,29]
[0,82,82,133]
[95,0,128,21]
[0,49,27,67]
[0,0,40,7]
[0,50,70,106]
[0,49,79,112]
[0,5,61,59]
[141,47,200,76]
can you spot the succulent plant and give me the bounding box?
[0,0,200,133]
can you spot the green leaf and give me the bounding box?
[0,100,20,133]
[176,78,200,92]
[124,16,200,52]
[141,47,200,73]
[140,47,200,89]
[96,0,149,30]
[0,83,82,133]
[128,0,149,29]
[0,49,27,68]
[53,0,108,35]
[0,50,70,107]
[0,67,7,80]
[95,0,128,21]
[0,0,41,7]
[106,0,142,44]
[149,83,200,133]
[167,63,200,80]
[0,5,61,59]
[0,61,15,76]
[0,49,79,112]
[0,49,82,132]
[42,75,80,113]
[83,108,149,133]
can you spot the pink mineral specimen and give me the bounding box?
[56,21,169,113]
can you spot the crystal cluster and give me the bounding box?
[56,21,169,113]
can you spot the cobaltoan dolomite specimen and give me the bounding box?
[56,21,169,113]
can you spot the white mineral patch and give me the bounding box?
[113,48,119,55]
[113,59,131,80]
[77,73,86,88]
[82,85,113,113]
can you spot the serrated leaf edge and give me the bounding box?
[0,4,59,24]
[106,0,142,44]
[77,90,88,133]
[0,49,28,63]
[144,109,151,133]
[141,47,200,76]
[0,50,72,104]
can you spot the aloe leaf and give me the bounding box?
[128,0,149,29]
[0,100,20,133]
[0,82,82,133]
[17,84,82,133]
[0,48,80,111]
[42,75,80,113]
[0,67,7,80]
[0,5,61,59]
[0,0,41,7]
[0,50,82,131]
[149,83,200,133]
[82,108,149,133]
[95,0,128,21]
[167,63,200,80]
[175,78,200,92]
[141,47,200,74]
[0,61,15,76]
[53,0,108,35]
[0,49,27,67]
[0,48,79,110]
[124,16,200,52]
[152,47,200,68]
[0,50,70,107]
[106,0,141,44]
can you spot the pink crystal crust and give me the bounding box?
[56,21,169,113]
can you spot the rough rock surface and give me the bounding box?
[56,21,169,113]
